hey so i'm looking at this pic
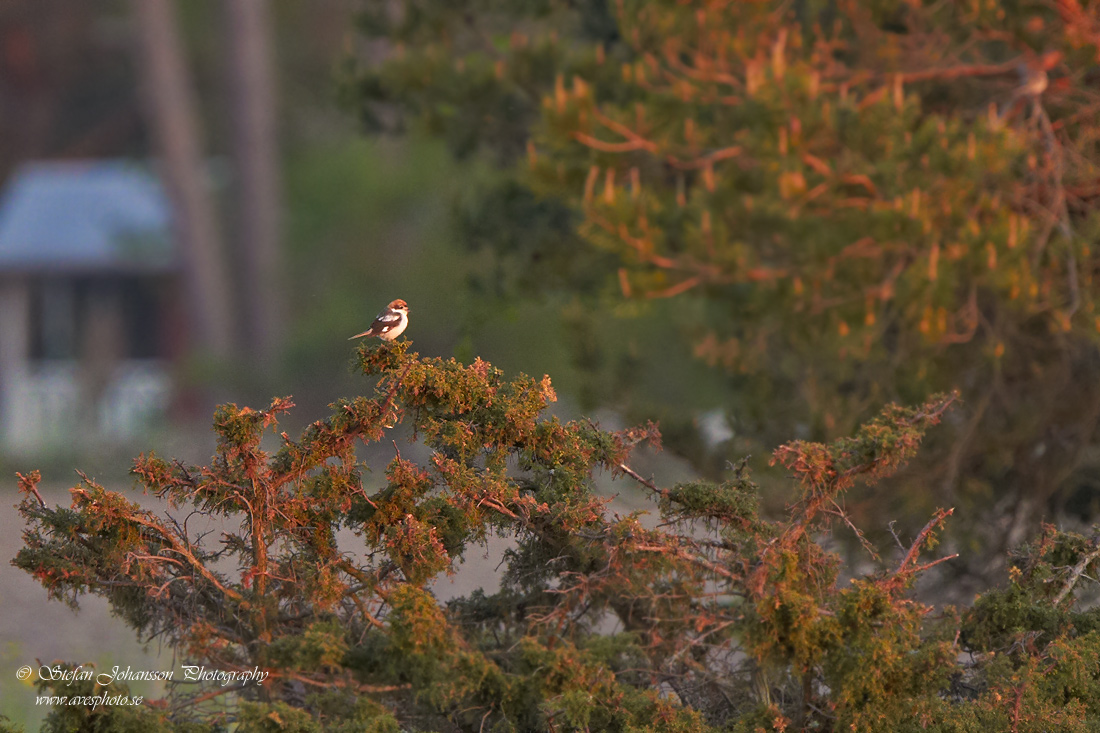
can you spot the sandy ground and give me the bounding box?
[1,481,168,728]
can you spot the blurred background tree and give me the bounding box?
[345,0,1100,583]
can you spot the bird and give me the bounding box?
[348,299,409,342]
[997,52,1060,124]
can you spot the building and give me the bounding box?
[0,160,179,452]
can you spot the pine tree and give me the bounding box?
[346,0,1100,577]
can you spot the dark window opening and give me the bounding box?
[29,275,170,361]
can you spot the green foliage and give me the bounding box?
[14,344,1100,729]
[345,0,1100,576]
[27,664,217,733]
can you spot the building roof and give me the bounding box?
[0,160,176,274]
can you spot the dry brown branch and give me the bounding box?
[905,554,961,576]
[644,275,703,299]
[884,507,957,592]
[116,507,245,602]
[477,495,520,520]
[572,131,657,153]
[633,542,740,581]
[338,560,386,629]
[1051,539,1100,607]
[588,106,660,153]
[660,41,743,90]
[585,212,679,269]
[824,499,879,561]
[838,58,1023,87]
[618,462,669,498]
[16,472,47,509]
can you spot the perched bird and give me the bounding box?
[349,299,409,342]
[997,52,1060,123]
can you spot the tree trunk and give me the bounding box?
[132,0,234,358]
[225,0,282,363]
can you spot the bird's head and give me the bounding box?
[388,299,409,313]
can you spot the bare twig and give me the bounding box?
[119,508,244,602]
[633,542,740,581]
[888,521,906,552]
[618,463,668,498]
[825,499,879,561]
[883,508,958,592]
[1052,540,1100,607]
